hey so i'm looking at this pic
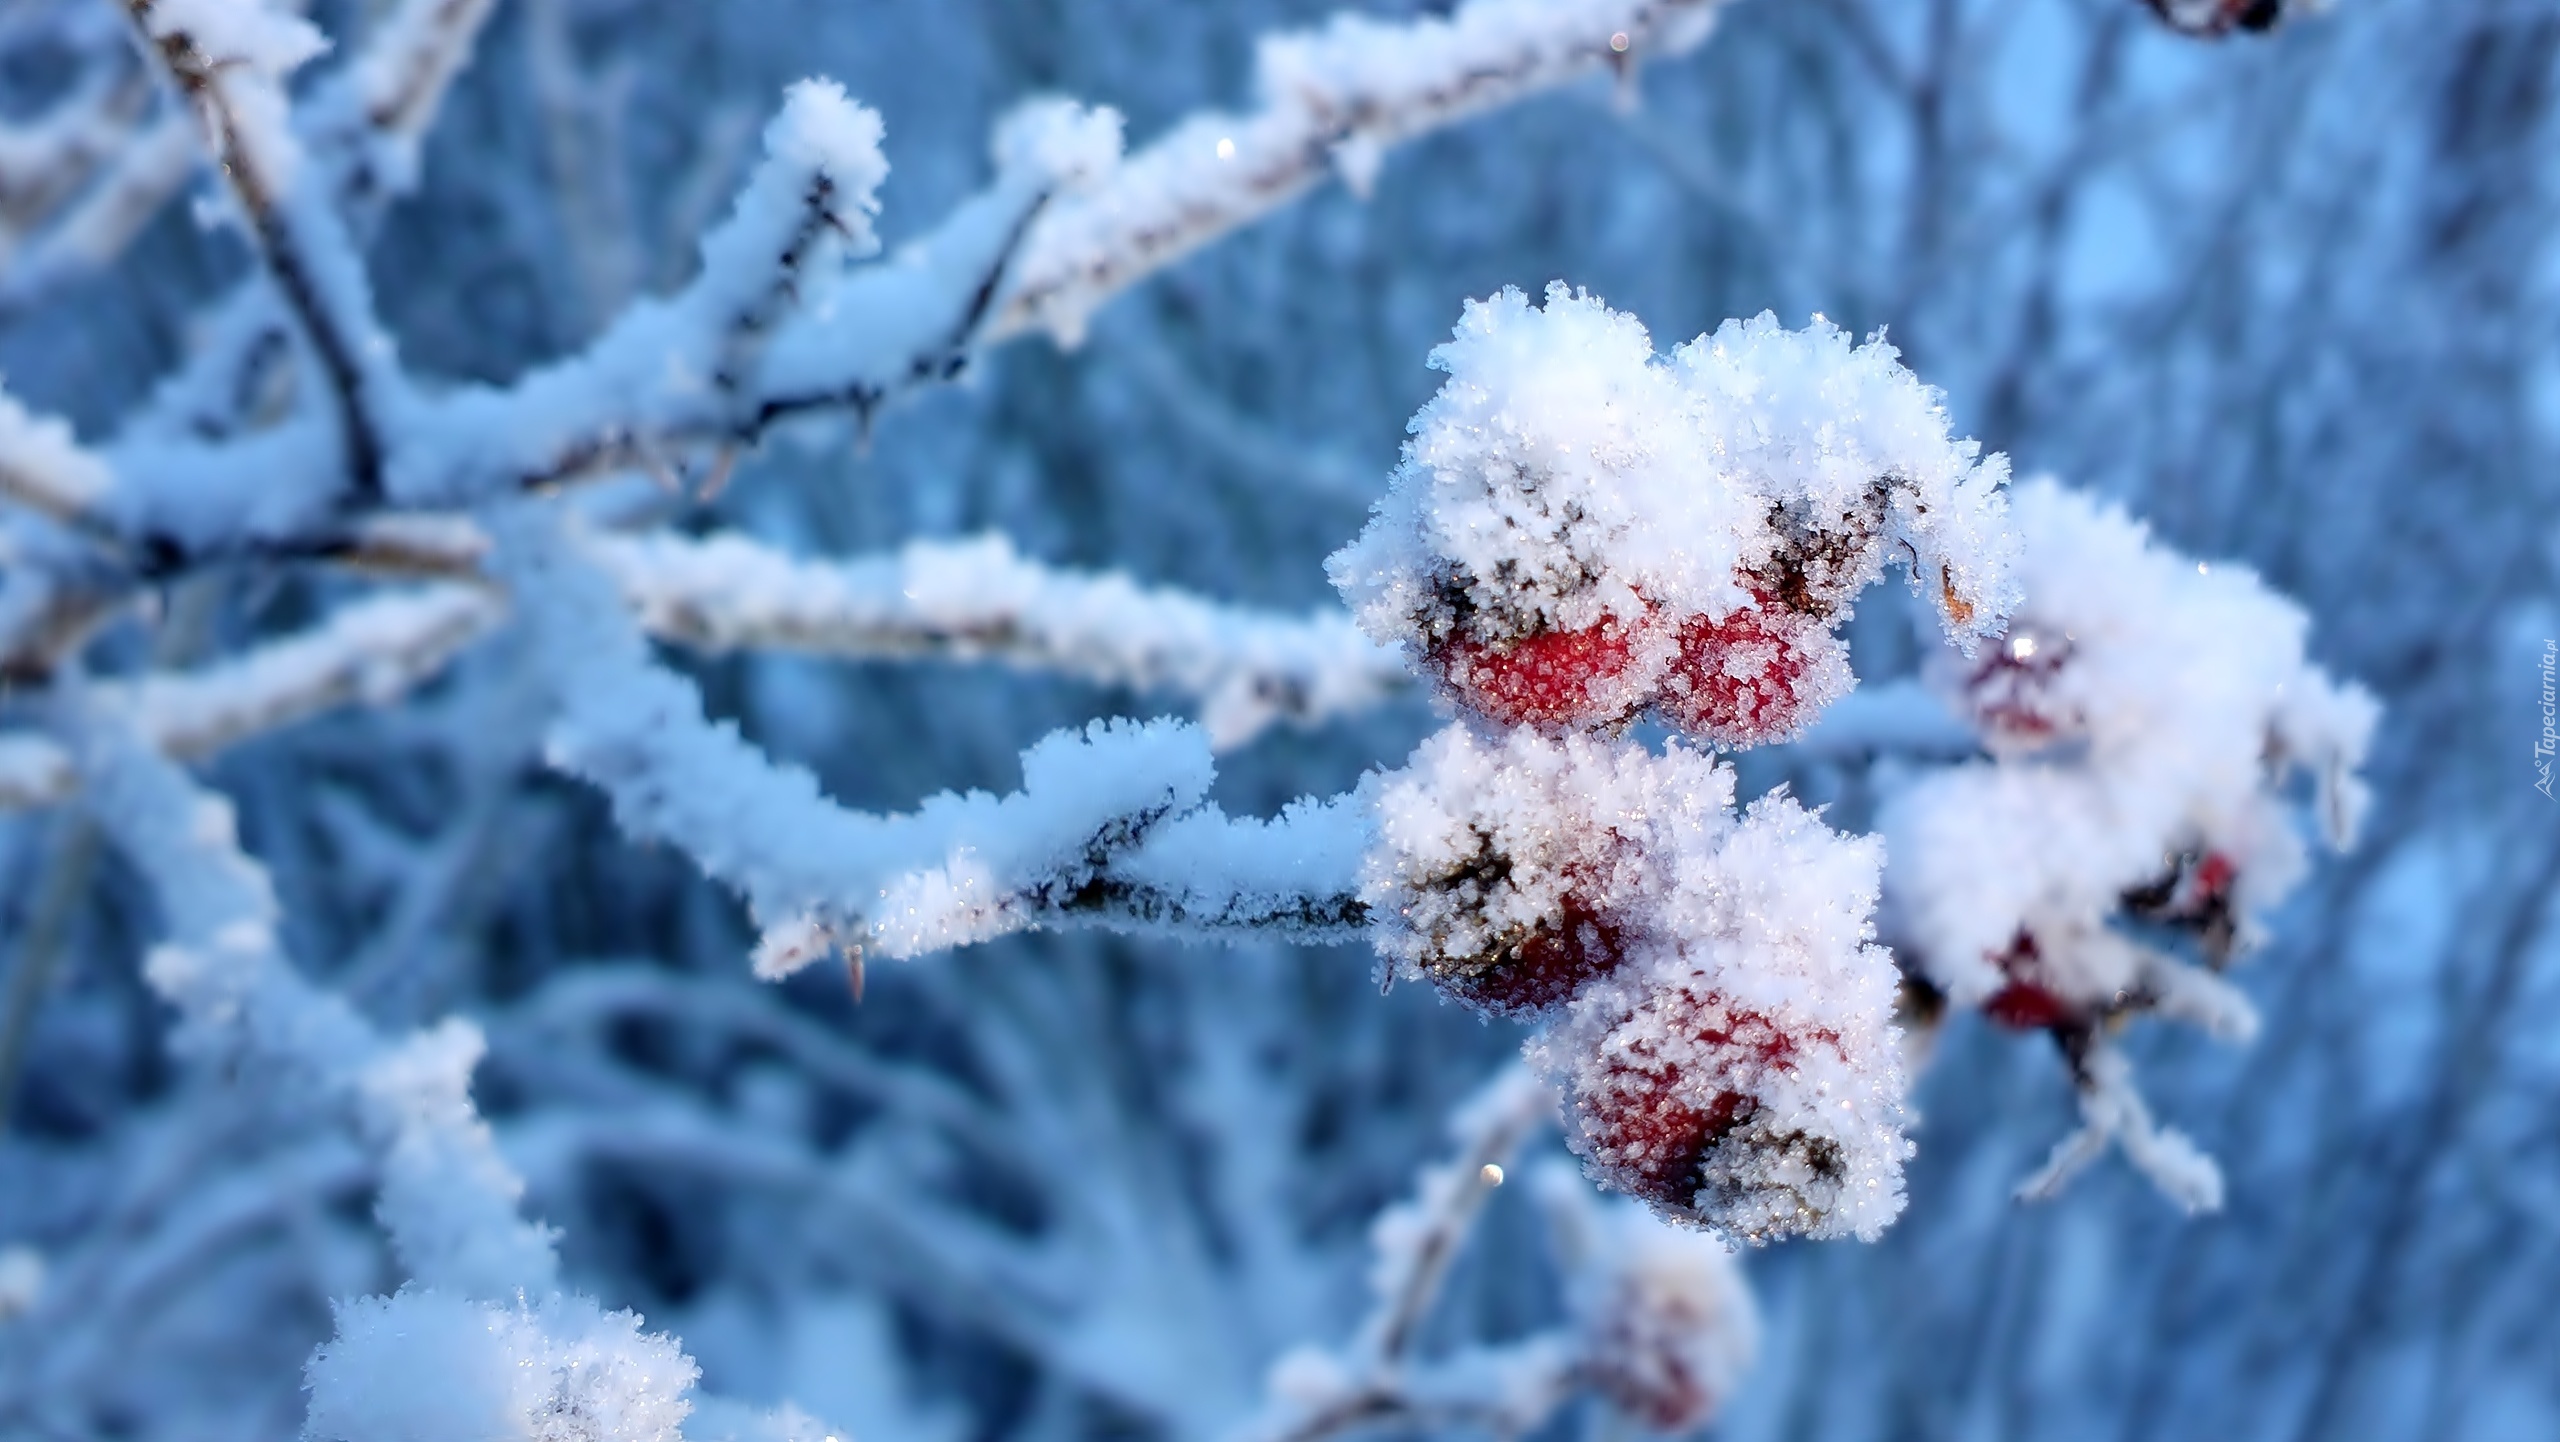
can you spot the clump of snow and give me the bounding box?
[1328,285,2015,747]
[693,79,889,314]
[991,96,1124,192]
[305,1291,698,1442]
[138,0,330,76]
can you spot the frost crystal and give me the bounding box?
[305,1291,699,1442]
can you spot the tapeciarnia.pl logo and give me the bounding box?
[2539,639,2556,800]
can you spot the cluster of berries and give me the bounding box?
[1877,481,2374,1202]
[1336,288,2022,1240]
[1361,726,1911,1243]
[1329,284,2017,752]
[1431,584,1850,749]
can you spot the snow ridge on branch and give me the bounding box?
[500,510,1372,977]
[74,721,557,1298]
[598,529,1407,749]
[995,0,1730,344]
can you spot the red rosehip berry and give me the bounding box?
[2192,850,2237,901]
[1978,930,2081,1031]
[1982,981,2076,1031]
[1962,628,2076,743]
[1433,616,1645,729]
[1429,899,1626,1018]
[1585,1305,1730,1432]
[1656,599,1813,746]
[1560,989,1841,1233]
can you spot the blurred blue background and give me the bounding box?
[3,2,2556,1439]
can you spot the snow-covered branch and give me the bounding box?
[72,716,855,1442]
[0,65,150,248]
[0,519,1407,813]
[1240,1066,1760,1442]
[0,583,497,810]
[597,529,1409,749]
[992,0,1730,344]
[501,509,1371,976]
[30,0,1734,575]
[121,0,410,495]
[300,0,501,200]
[73,721,557,1296]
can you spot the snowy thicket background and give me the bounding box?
[2,1,2556,1440]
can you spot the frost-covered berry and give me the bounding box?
[1959,624,2080,746]
[1517,793,1911,1242]
[1362,727,1719,1018]
[1981,980,2077,1032]
[1433,614,1652,731]
[1974,932,2081,1032]
[1453,899,1627,1016]
[1569,1203,1760,1431]
[1554,986,1810,1225]
[1328,284,2018,746]
[1656,598,1851,748]
[2123,848,2243,964]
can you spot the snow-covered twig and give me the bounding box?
[500,509,1372,975]
[993,0,1730,344]
[2015,1042,2224,1213]
[0,583,497,810]
[0,384,114,528]
[1239,1066,1761,1442]
[71,724,857,1442]
[73,720,557,1296]
[596,529,1410,750]
[120,0,409,495]
[1239,1066,1571,1442]
[392,92,1096,507]
[0,66,149,243]
[300,0,500,196]
[0,113,194,310]
[1361,1065,1552,1363]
